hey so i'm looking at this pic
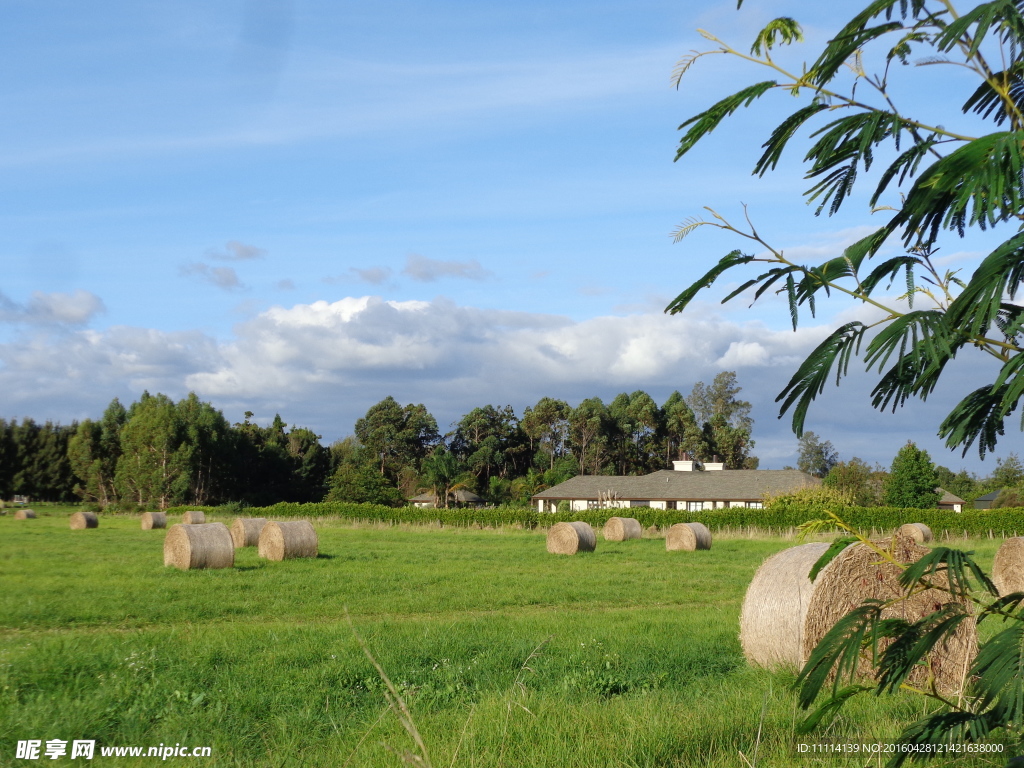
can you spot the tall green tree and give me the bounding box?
[521,397,570,472]
[687,373,757,468]
[883,441,940,509]
[796,431,839,478]
[354,396,439,481]
[567,397,611,475]
[114,392,190,509]
[668,0,1024,459]
[823,457,885,507]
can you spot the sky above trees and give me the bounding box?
[0,0,1014,471]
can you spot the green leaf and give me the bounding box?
[962,66,1024,126]
[939,382,1013,458]
[808,536,858,581]
[750,17,804,55]
[795,685,872,734]
[664,250,756,315]
[676,81,777,160]
[934,0,1024,59]
[888,132,1024,245]
[875,604,974,694]
[754,103,829,176]
[900,546,995,597]
[945,232,1024,339]
[970,621,1024,722]
[776,322,868,436]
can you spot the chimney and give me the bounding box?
[704,454,725,471]
[672,451,695,472]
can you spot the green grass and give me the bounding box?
[0,514,1011,767]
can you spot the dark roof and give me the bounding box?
[533,469,820,502]
[409,489,484,503]
[976,490,1002,502]
[937,488,965,505]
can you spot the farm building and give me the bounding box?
[937,488,966,512]
[974,490,1001,510]
[531,459,820,512]
[409,489,485,508]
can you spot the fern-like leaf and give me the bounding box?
[664,250,755,314]
[676,81,777,159]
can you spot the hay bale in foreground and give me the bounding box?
[993,537,1024,596]
[140,512,167,530]
[258,520,318,561]
[163,523,234,570]
[740,542,830,669]
[182,510,206,525]
[69,511,99,529]
[803,536,975,694]
[898,522,933,543]
[14,509,36,520]
[546,521,597,555]
[603,516,642,542]
[231,517,268,548]
[741,537,976,693]
[665,522,712,551]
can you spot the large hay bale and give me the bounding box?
[603,516,642,542]
[258,520,318,561]
[141,512,167,530]
[69,511,99,529]
[182,510,206,524]
[231,517,268,548]
[740,542,830,669]
[163,523,234,570]
[546,521,597,555]
[803,536,975,693]
[993,537,1024,596]
[665,522,712,551]
[14,509,36,520]
[898,522,933,543]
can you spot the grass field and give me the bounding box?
[0,509,1010,767]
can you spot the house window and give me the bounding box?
[587,500,601,510]
[745,501,763,509]
[666,500,677,510]
[686,501,706,511]
[630,500,651,508]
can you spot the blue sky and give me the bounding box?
[0,0,1016,474]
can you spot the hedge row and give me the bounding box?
[164,501,1024,537]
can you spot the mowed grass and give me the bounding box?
[0,512,1009,767]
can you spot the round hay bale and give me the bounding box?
[140,512,167,530]
[163,522,234,570]
[740,542,831,669]
[231,517,268,548]
[665,522,712,551]
[804,536,976,694]
[69,511,98,529]
[993,537,1024,596]
[258,520,318,561]
[182,510,206,525]
[14,509,36,520]
[897,522,933,543]
[603,516,642,542]
[644,525,660,538]
[546,521,597,555]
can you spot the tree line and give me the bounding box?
[0,372,757,509]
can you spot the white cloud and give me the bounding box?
[0,289,105,326]
[180,263,244,290]
[0,294,999,471]
[206,240,267,261]
[402,253,491,283]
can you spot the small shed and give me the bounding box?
[975,490,1002,510]
[409,489,485,509]
[937,487,965,513]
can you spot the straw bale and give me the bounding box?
[898,522,933,543]
[993,537,1024,596]
[665,522,712,551]
[69,511,98,529]
[740,542,830,669]
[546,521,597,555]
[804,535,976,694]
[603,516,642,542]
[163,522,234,570]
[644,525,660,538]
[231,517,268,548]
[14,509,36,520]
[140,512,167,530]
[258,520,318,561]
[182,510,206,524]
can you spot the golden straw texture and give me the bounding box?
[993,537,1024,596]
[804,536,976,694]
[69,511,99,530]
[14,509,36,519]
[897,522,933,543]
[258,520,318,561]
[546,521,597,554]
[231,517,268,548]
[140,512,167,530]
[740,542,830,669]
[603,517,642,542]
[163,522,234,570]
[182,511,206,524]
[665,522,712,551]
